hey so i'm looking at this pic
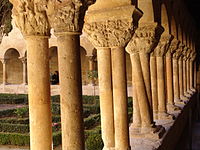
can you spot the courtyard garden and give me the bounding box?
[0,94,133,150]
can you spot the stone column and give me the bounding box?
[0,59,7,85]
[194,60,197,89]
[83,1,142,149]
[155,34,174,120]
[190,52,196,92]
[126,23,165,138]
[166,39,181,112]
[173,49,185,105]
[186,49,193,95]
[88,56,95,85]
[10,1,53,150]
[150,52,158,120]
[47,1,85,149]
[20,57,27,85]
[179,46,189,101]
[183,50,191,98]
[111,47,130,150]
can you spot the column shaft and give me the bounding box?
[190,60,193,90]
[157,57,166,113]
[26,37,52,150]
[194,61,197,89]
[183,60,188,95]
[22,60,27,84]
[88,57,95,84]
[179,59,184,97]
[150,56,158,119]
[166,56,174,105]
[57,34,85,150]
[2,61,6,85]
[130,53,152,132]
[131,76,141,128]
[173,59,180,102]
[111,47,130,150]
[97,48,115,149]
[187,60,190,92]
[139,53,152,111]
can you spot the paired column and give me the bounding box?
[126,23,165,138]
[47,1,85,149]
[186,49,193,95]
[0,59,7,85]
[83,1,141,149]
[165,39,180,112]
[154,34,174,120]
[179,46,189,102]
[10,1,53,150]
[172,49,185,105]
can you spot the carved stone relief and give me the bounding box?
[10,0,50,36]
[83,19,134,48]
[47,0,82,33]
[126,23,164,54]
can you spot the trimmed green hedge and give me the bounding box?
[0,123,29,133]
[0,132,30,146]
[0,118,29,124]
[0,94,28,104]
[84,114,100,130]
[0,109,16,118]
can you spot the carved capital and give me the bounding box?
[166,39,180,57]
[0,58,8,64]
[19,57,27,64]
[172,43,183,59]
[47,0,82,33]
[154,34,173,57]
[83,4,142,48]
[126,23,164,54]
[10,0,50,36]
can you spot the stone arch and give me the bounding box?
[80,46,89,85]
[4,48,23,84]
[177,25,182,43]
[161,3,170,34]
[171,15,178,38]
[49,46,58,75]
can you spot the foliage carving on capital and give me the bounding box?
[10,0,50,36]
[154,34,173,57]
[47,0,82,33]
[126,23,164,54]
[172,44,183,59]
[166,39,180,57]
[83,4,142,48]
[84,19,135,48]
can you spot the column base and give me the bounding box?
[157,112,175,120]
[129,123,141,134]
[153,111,158,120]
[130,124,165,140]
[174,99,186,105]
[103,147,115,150]
[184,92,192,98]
[167,104,181,113]
[191,88,196,92]
[188,90,194,95]
[180,95,189,102]
[115,146,131,150]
